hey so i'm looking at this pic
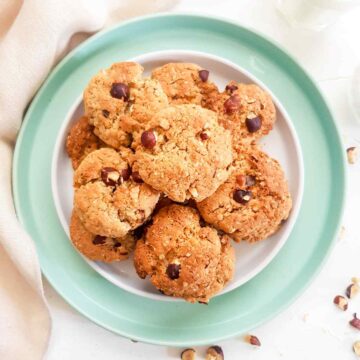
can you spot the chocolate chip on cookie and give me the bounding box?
[110,82,129,100]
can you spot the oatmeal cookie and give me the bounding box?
[132,104,233,202]
[151,62,218,106]
[84,62,168,149]
[196,147,292,243]
[134,204,235,303]
[74,148,160,237]
[70,211,134,262]
[66,115,105,169]
[207,81,276,148]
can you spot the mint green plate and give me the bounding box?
[13,14,346,346]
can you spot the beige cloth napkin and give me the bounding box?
[0,1,175,359]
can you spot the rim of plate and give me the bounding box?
[51,49,304,302]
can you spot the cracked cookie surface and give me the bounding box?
[133,204,235,303]
[74,148,160,237]
[132,104,233,202]
[151,62,218,106]
[84,62,168,149]
[66,115,105,169]
[206,81,276,148]
[196,147,292,243]
[70,211,135,262]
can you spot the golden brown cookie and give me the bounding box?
[196,147,292,243]
[131,104,233,202]
[70,211,134,262]
[207,81,276,148]
[151,63,218,106]
[74,148,160,238]
[66,115,105,169]
[134,204,235,303]
[84,62,168,149]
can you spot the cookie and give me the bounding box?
[132,104,233,202]
[151,63,218,106]
[207,81,276,148]
[134,204,235,303]
[74,148,160,237]
[70,211,134,262]
[66,115,105,169]
[197,147,292,243]
[84,62,168,149]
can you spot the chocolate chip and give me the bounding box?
[225,84,238,94]
[121,166,132,181]
[233,189,252,204]
[110,82,129,100]
[166,263,180,280]
[199,69,209,82]
[133,225,145,240]
[245,116,262,133]
[93,235,106,245]
[132,171,143,183]
[199,218,207,227]
[200,132,209,140]
[246,175,256,187]
[224,94,240,114]
[102,109,110,118]
[113,242,122,248]
[141,130,156,149]
[101,167,120,186]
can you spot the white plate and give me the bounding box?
[52,50,304,302]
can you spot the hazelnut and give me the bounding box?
[199,132,209,140]
[181,348,196,360]
[225,84,238,94]
[245,334,261,346]
[347,146,358,164]
[333,295,348,311]
[236,174,246,187]
[205,346,223,360]
[224,94,240,114]
[353,341,360,356]
[350,313,360,330]
[101,167,120,186]
[141,130,157,149]
[198,70,209,82]
[346,283,360,299]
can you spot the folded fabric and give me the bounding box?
[0,0,175,358]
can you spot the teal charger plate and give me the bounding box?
[13,14,346,346]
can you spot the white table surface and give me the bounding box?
[44,1,360,359]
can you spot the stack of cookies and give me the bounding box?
[66,62,292,303]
